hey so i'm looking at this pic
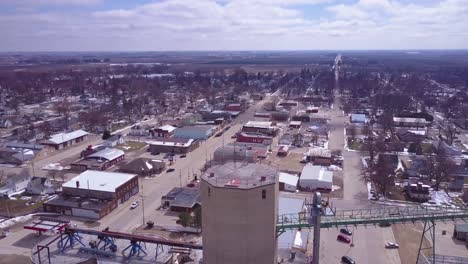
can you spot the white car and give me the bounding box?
[130,201,140,209]
[385,242,399,249]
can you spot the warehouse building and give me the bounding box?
[44,170,139,219]
[173,125,213,140]
[42,130,88,150]
[147,137,199,154]
[299,164,333,191]
[279,172,299,192]
[71,147,125,171]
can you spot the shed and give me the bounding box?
[279,172,299,192]
[350,114,366,124]
[299,165,333,191]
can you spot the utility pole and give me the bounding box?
[179,169,182,187]
[141,181,145,225]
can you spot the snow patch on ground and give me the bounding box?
[328,165,343,171]
[332,185,341,191]
[427,190,451,206]
[0,214,33,229]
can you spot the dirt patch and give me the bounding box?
[264,152,304,173]
[0,255,31,264]
[393,223,431,264]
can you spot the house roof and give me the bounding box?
[162,187,200,208]
[300,165,333,183]
[87,148,124,161]
[350,114,366,123]
[393,117,427,123]
[244,121,274,128]
[174,126,212,134]
[120,158,165,172]
[62,170,136,193]
[307,148,332,158]
[279,172,299,186]
[47,130,88,145]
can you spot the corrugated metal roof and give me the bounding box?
[87,147,124,161]
[300,164,333,183]
[279,172,299,186]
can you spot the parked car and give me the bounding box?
[215,132,223,137]
[130,201,139,209]
[341,256,356,264]
[340,228,352,236]
[151,152,160,156]
[385,242,399,249]
[166,168,175,173]
[337,234,351,243]
[180,154,187,158]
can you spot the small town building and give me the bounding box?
[41,130,88,150]
[453,224,468,242]
[279,172,299,192]
[0,173,32,197]
[150,125,176,138]
[393,117,428,128]
[306,148,332,166]
[102,134,125,148]
[299,165,333,191]
[396,130,426,143]
[161,187,200,212]
[26,177,55,195]
[147,137,199,154]
[237,132,273,145]
[225,142,269,158]
[71,147,125,171]
[119,158,165,176]
[213,146,258,163]
[225,103,242,112]
[289,121,302,129]
[277,145,289,156]
[270,111,290,122]
[254,112,271,119]
[350,114,367,124]
[242,121,277,136]
[44,170,139,219]
[405,182,430,202]
[292,113,310,122]
[173,126,213,140]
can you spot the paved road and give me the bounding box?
[318,67,401,263]
[83,99,265,232]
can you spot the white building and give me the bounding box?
[299,164,333,191]
[278,172,299,192]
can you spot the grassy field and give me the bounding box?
[0,198,43,217]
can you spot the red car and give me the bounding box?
[337,234,351,243]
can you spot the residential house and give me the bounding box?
[103,135,125,148]
[0,173,32,197]
[161,187,200,212]
[26,177,55,195]
[306,148,332,166]
[396,129,426,143]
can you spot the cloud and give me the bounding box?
[1,0,102,6]
[0,0,466,51]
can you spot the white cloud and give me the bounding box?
[0,0,466,51]
[1,0,102,6]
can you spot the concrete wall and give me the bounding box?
[201,180,278,264]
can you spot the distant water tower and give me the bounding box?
[201,162,278,264]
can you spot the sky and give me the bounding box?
[0,0,467,51]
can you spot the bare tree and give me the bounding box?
[423,148,453,191]
[348,125,357,141]
[368,155,395,197]
[363,135,386,163]
[54,99,71,129]
[444,122,457,145]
